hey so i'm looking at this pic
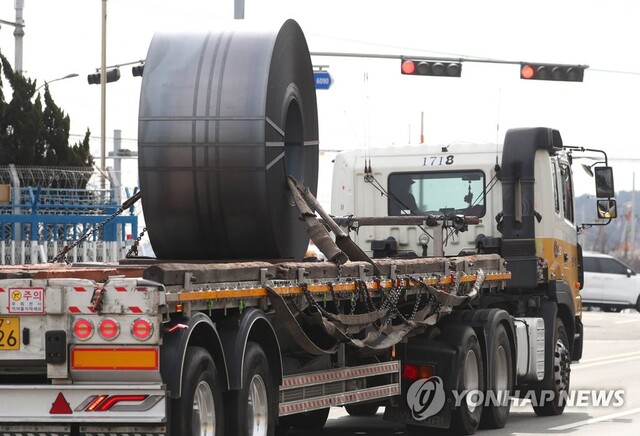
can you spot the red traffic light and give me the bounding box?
[401,60,416,75]
[520,63,585,82]
[401,59,462,78]
[520,65,535,80]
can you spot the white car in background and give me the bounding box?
[581,251,640,312]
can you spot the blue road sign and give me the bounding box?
[314,71,333,90]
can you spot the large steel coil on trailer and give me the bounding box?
[138,20,319,260]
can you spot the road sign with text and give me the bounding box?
[314,71,333,90]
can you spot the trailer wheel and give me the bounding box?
[345,403,380,416]
[533,317,570,416]
[225,342,276,436]
[170,346,224,436]
[480,323,512,429]
[443,324,484,435]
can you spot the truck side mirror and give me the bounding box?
[594,166,615,198]
[596,199,617,219]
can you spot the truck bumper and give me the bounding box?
[0,384,167,424]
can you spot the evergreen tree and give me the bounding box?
[0,51,93,168]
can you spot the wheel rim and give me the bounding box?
[495,345,509,404]
[192,380,216,436]
[248,374,269,436]
[553,339,570,392]
[464,349,480,413]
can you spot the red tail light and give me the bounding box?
[72,318,94,341]
[98,318,120,340]
[131,318,154,341]
[402,364,434,381]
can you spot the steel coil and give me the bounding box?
[138,19,318,260]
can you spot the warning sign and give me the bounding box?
[8,288,45,314]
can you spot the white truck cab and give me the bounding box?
[331,140,578,269]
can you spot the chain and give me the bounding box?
[300,283,335,318]
[52,191,142,264]
[126,227,148,258]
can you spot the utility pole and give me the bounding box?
[0,1,26,73]
[14,0,24,73]
[234,0,244,19]
[100,0,107,190]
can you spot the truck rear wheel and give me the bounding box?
[170,346,224,436]
[225,342,276,436]
[480,323,512,429]
[533,317,570,416]
[443,324,484,435]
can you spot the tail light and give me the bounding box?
[402,364,434,381]
[131,318,154,341]
[72,318,94,341]
[98,318,120,340]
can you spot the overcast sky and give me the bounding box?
[1,0,640,199]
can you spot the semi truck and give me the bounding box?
[0,19,616,436]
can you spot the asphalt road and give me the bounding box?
[289,309,640,436]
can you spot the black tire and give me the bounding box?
[225,342,277,436]
[635,295,640,313]
[479,323,513,429]
[345,403,380,416]
[532,318,570,416]
[442,324,484,435]
[170,346,224,436]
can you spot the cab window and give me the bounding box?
[551,162,560,214]
[560,164,574,222]
[388,170,486,217]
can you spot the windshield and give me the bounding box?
[388,170,486,217]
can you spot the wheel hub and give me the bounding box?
[192,380,216,436]
[248,374,269,436]
[553,340,570,392]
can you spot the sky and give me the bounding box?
[1,0,640,204]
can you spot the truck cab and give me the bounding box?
[331,134,581,272]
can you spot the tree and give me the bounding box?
[0,51,93,168]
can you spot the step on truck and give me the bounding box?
[0,19,616,436]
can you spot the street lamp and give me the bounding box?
[35,73,79,92]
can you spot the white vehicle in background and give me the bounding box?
[582,251,640,312]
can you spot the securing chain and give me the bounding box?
[126,227,148,258]
[52,191,143,264]
[300,282,335,319]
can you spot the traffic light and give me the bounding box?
[132,65,144,77]
[401,58,462,78]
[520,63,585,82]
[87,68,121,85]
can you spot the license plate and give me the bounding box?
[0,317,20,350]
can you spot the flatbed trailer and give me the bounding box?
[0,254,509,436]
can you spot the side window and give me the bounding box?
[551,162,560,214]
[583,257,600,273]
[599,258,629,275]
[560,164,574,223]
